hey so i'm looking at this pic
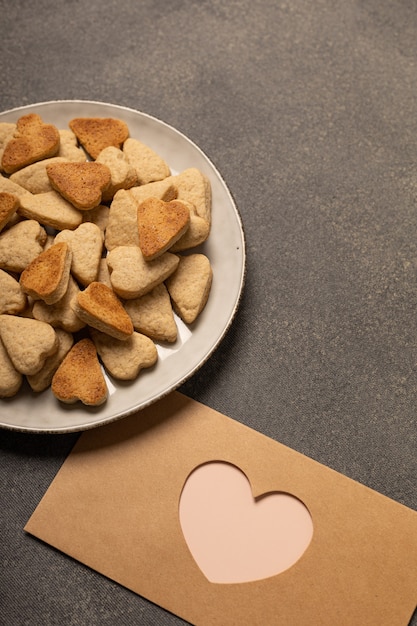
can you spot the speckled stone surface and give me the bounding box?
[1,1,416,624]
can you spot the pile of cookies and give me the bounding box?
[0,112,213,406]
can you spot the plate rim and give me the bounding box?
[0,100,246,434]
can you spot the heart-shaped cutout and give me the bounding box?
[46,161,111,210]
[179,461,313,584]
[137,197,190,260]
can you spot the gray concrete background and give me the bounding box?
[1,1,416,624]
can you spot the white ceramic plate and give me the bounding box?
[0,100,245,433]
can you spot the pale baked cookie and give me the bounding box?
[129,178,177,205]
[26,328,74,392]
[0,269,27,314]
[123,137,171,185]
[73,281,134,340]
[55,222,104,286]
[51,338,108,406]
[46,161,111,210]
[96,258,112,288]
[20,242,72,305]
[124,283,177,343]
[137,198,190,261]
[43,233,56,251]
[90,328,158,381]
[96,146,137,201]
[32,276,86,333]
[0,123,17,173]
[107,245,179,299]
[1,113,60,174]
[170,204,210,251]
[0,219,47,273]
[0,335,22,397]
[0,173,33,201]
[82,204,110,232]
[69,117,129,160]
[0,314,58,375]
[165,253,213,324]
[10,157,66,194]
[166,168,212,224]
[58,129,87,162]
[0,191,20,233]
[18,190,83,230]
[104,189,140,251]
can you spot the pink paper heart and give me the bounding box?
[179,461,313,584]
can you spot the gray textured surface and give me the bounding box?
[1,0,416,624]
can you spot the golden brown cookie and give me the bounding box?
[73,281,134,340]
[51,338,107,406]
[1,113,60,174]
[137,197,190,260]
[46,161,111,210]
[69,117,129,160]
[20,241,72,305]
[0,191,20,233]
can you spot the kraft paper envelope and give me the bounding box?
[25,392,417,625]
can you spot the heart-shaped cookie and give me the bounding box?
[55,222,104,286]
[179,461,314,584]
[0,315,58,376]
[51,338,107,406]
[165,253,213,324]
[124,283,178,343]
[69,117,129,160]
[46,161,111,210]
[90,329,157,380]
[73,282,133,341]
[0,333,22,398]
[0,219,47,273]
[106,246,179,299]
[1,113,60,174]
[137,198,190,260]
[20,241,72,305]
